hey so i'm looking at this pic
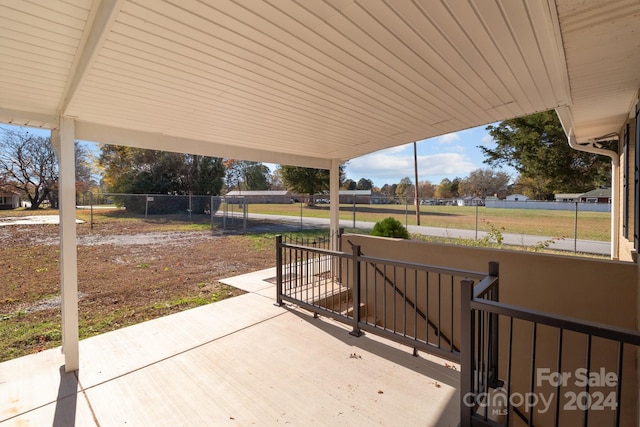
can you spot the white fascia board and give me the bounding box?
[75,121,333,169]
[0,108,58,129]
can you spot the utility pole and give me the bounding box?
[413,141,420,225]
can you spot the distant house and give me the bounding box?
[580,187,611,203]
[505,194,529,202]
[0,191,20,210]
[224,190,296,204]
[554,188,611,204]
[455,196,484,206]
[554,193,583,202]
[339,190,374,204]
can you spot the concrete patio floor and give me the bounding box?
[0,268,460,426]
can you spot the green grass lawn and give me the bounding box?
[0,203,611,242]
[247,203,611,242]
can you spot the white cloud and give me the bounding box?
[435,132,460,144]
[480,133,494,146]
[347,151,476,186]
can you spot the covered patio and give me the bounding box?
[2,0,640,425]
[1,269,460,426]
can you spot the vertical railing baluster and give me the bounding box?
[350,244,362,337]
[393,266,397,333]
[450,275,454,352]
[488,261,500,388]
[403,268,407,337]
[554,329,564,427]
[529,323,538,427]
[414,269,418,341]
[438,273,442,349]
[506,317,514,427]
[382,264,387,330]
[615,341,624,427]
[460,278,475,427]
[426,272,430,344]
[583,335,592,427]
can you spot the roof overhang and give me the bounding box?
[1,0,639,166]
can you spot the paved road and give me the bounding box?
[229,212,611,257]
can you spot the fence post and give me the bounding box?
[243,202,247,233]
[350,244,363,337]
[210,196,214,230]
[89,192,94,230]
[460,278,475,427]
[574,202,578,253]
[352,197,356,228]
[275,235,283,306]
[475,204,478,240]
[405,197,408,228]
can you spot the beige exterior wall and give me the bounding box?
[342,234,638,426]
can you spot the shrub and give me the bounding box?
[371,217,409,239]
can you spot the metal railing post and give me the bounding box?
[275,235,283,306]
[350,244,363,337]
[488,261,502,388]
[89,191,94,230]
[460,278,475,427]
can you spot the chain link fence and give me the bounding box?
[80,193,611,256]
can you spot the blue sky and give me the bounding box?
[2,123,514,188]
[344,124,514,188]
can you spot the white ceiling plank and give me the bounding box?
[1,0,639,163]
[106,14,442,131]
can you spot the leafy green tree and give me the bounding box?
[223,160,270,192]
[417,180,435,199]
[99,145,224,213]
[395,177,414,197]
[242,162,270,191]
[356,178,373,190]
[279,164,345,205]
[343,179,357,190]
[481,111,612,199]
[459,168,510,198]
[434,177,460,199]
[379,183,397,197]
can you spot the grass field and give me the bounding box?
[246,203,611,242]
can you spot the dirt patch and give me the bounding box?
[0,218,280,361]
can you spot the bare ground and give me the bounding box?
[0,219,279,361]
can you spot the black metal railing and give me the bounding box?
[276,234,490,362]
[276,234,639,426]
[460,277,640,427]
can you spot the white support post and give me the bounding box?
[329,159,341,250]
[52,118,79,372]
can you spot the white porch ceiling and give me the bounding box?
[1,0,639,168]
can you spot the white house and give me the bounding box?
[0,191,20,209]
[505,194,529,202]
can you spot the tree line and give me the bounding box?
[0,110,612,210]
